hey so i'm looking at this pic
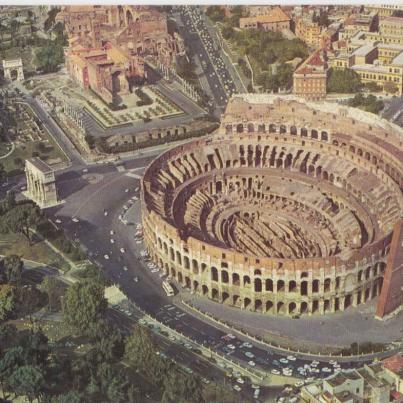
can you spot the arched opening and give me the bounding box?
[312,300,319,313]
[324,278,331,292]
[301,281,308,296]
[244,298,251,309]
[312,279,319,293]
[311,129,318,139]
[258,124,265,133]
[169,247,174,261]
[254,278,262,292]
[269,124,276,133]
[193,280,199,291]
[300,301,308,314]
[290,126,297,135]
[277,280,285,292]
[243,275,251,286]
[233,295,240,306]
[171,267,176,278]
[321,131,328,141]
[126,9,134,25]
[185,276,191,289]
[211,267,218,282]
[192,259,199,274]
[301,128,308,137]
[266,300,274,313]
[344,294,352,310]
[178,272,183,284]
[221,270,229,283]
[184,256,190,270]
[266,278,273,291]
[324,300,330,312]
[176,251,182,266]
[247,123,254,133]
[225,125,232,134]
[280,124,286,134]
[202,285,209,295]
[289,302,297,314]
[232,273,240,286]
[222,292,230,303]
[236,123,244,133]
[212,288,219,301]
[289,281,297,292]
[255,299,263,312]
[277,301,285,314]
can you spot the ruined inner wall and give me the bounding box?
[141,95,403,316]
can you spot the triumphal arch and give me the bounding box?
[25,158,59,208]
[2,59,24,81]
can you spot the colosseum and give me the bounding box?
[141,95,403,317]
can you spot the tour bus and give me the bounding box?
[162,280,174,297]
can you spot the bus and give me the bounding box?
[162,280,174,297]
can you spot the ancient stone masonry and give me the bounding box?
[57,6,184,104]
[25,158,59,209]
[142,94,403,317]
[2,59,24,82]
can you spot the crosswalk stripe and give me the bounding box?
[125,172,142,179]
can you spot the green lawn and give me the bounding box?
[0,232,70,272]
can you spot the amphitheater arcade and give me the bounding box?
[141,95,403,317]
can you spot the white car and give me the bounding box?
[227,344,235,350]
[227,333,236,339]
[123,266,128,271]
[120,248,125,253]
[287,355,297,361]
[134,276,139,282]
[248,361,256,367]
[236,378,244,384]
[125,188,129,193]
[233,385,241,392]
[55,219,62,224]
[271,369,280,375]
[72,217,79,223]
[110,239,115,244]
[104,211,108,216]
[110,230,115,235]
[279,358,289,364]
[151,268,159,273]
[104,254,109,260]
[244,351,254,359]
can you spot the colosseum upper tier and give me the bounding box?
[141,95,403,316]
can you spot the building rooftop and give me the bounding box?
[352,44,376,57]
[325,371,361,387]
[392,52,403,66]
[381,16,403,25]
[382,354,403,373]
[27,158,53,174]
[240,6,290,25]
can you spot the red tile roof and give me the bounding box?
[382,354,403,373]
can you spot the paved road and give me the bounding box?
[173,6,238,113]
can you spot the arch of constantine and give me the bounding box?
[25,158,59,209]
[2,59,24,82]
[141,95,403,318]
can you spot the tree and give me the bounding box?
[8,365,44,403]
[0,284,16,321]
[327,68,362,93]
[62,281,107,335]
[162,370,203,403]
[0,346,25,398]
[383,81,399,94]
[124,325,157,373]
[42,276,63,312]
[206,6,225,23]
[20,329,50,368]
[0,324,17,351]
[85,363,129,403]
[0,163,6,186]
[84,134,95,150]
[35,41,64,73]
[88,320,124,362]
[75,263,109,287]
[0,204,42,245]
[1,255,23,286]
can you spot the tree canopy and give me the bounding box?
[327,68,363,93]
[62,280,107,335]
[35,41,64,73]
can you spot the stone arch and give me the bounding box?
[300,301,308,314]
[266,279,273,291]
[301,281,308,296]
[126,9,134,25]
[232,273,240,286]
[222,291,230,303]
[236,123,244,133]
[212,288,219,301]
[266,300,274,313]
[311,129,318,139]
[244,297,251,309]
[258,124,265,133]
[254,278,262,292]
[277,280,285,292]
[247,123,254,133]
[321,131,328,141]
[289,302,297,314]
[225,124,232,134]
[255,299,263,312]
[243,275,251,286]
[289,280,297,292]
[211,267,218,282]
[277,301,285,314]
[202,284,209,295]
[269,124,276,133]
[221,270,229,283]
